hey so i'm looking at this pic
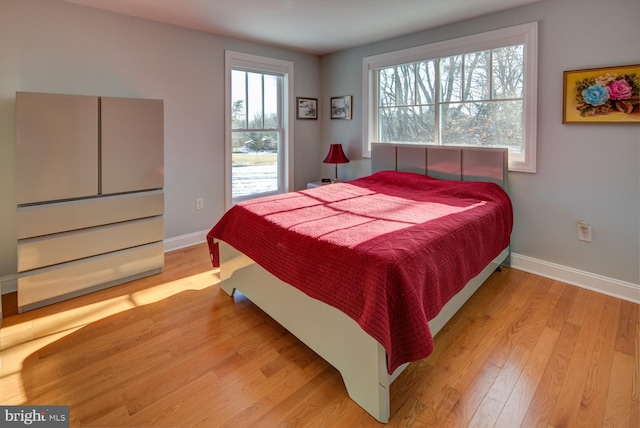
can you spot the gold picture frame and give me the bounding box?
[563,64,640,123]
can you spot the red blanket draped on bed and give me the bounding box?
[207,170,513,373]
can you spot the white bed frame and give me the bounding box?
[216,144,510,423]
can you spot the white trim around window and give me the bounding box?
[362,22,538,173]
[224,50,295,209]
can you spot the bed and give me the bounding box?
[206,143,512,423]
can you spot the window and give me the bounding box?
[363,22,538,172]
[225,51,294,208]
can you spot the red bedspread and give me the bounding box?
[207,170,513,373]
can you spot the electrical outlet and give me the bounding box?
[578,221,592,242]
[195,198,204,211]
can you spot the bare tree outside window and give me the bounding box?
[377,45,524,153]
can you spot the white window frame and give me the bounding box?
[362,22,538,173]
[225,50,295,209]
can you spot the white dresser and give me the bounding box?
[16,92,165,312]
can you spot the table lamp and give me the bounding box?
[323,144,350,182]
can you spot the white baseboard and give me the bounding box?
[511,253,640,304]
[163,229,209,252]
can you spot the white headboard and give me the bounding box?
[371,143,508,190]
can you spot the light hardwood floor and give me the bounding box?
[1,243,638,427]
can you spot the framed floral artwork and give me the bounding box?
[563,64,640,123]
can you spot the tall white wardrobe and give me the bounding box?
[16,92,165,312]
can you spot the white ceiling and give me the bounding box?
[64,0,541,55]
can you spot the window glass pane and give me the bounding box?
[395,64,416,106]
[247,72,264,129]
[231,131,279,197]
[231,70,247,129]
[493,45,524,99]
[440,55,463,102]
[263,74,279,129]
[379,67,397,107]
[379,106,435,143]
[416,60,436,105]
[464,51,490,101]
[378,65,417,107]
[440,100,522,150]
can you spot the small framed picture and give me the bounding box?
[330,95,352,120]
[563,64,640,124]
[296,97,318,120]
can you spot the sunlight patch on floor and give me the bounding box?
[0,269,220,404]
[0,327,84,403]
[130,270,219,306]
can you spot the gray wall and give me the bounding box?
[320,0,640,286]
[0,0,321,281]
[1,0,638,293]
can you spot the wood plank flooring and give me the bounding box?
[1,243,638,427]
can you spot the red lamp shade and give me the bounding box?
[323,144,349,182]
[323,144,350,165]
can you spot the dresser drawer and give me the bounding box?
[18,216,163,272]
[17,190,164,239]
[18,242,164,311]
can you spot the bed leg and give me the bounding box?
[340,372,390,423]
[334,344,392,423]
[495,266,502,272]
[219,281,236,296]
